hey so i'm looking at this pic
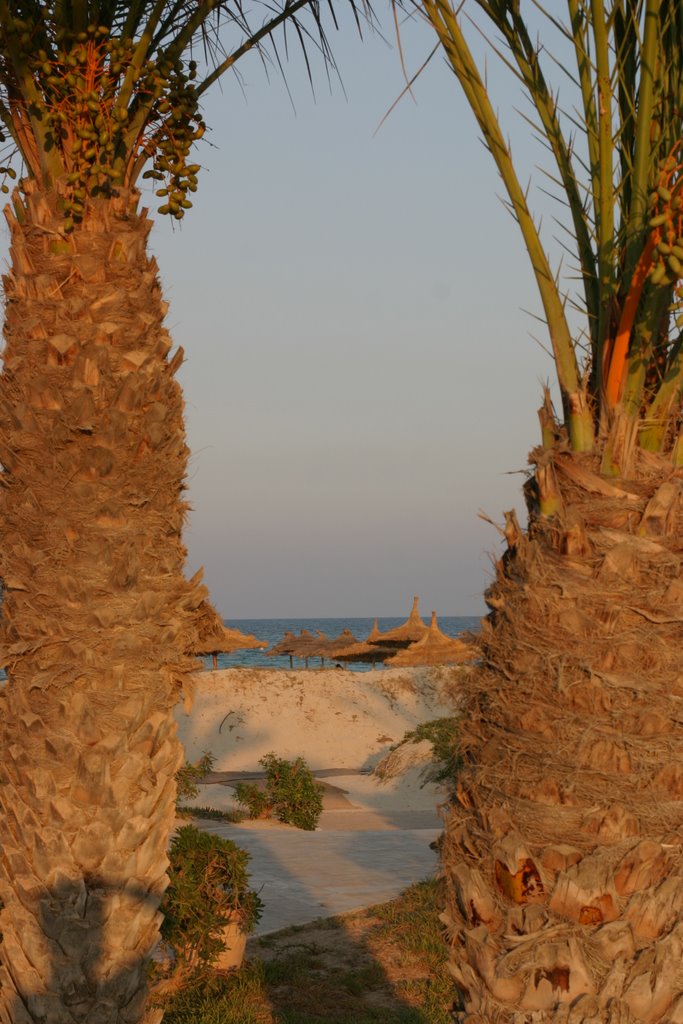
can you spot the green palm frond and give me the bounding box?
[410,0,683,468]
[0,0,373,220]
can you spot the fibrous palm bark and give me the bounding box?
[0,183,202,1022]
[403,1,683,1020]
[0,2,366,1019]
[442,444,683,1022]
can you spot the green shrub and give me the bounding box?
[234,754,324,831]
[160,824,263,975]
[232,782,272,820]
[400,717,461,785]
[175,751,215,803]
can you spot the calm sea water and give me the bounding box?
[203,615,482,673]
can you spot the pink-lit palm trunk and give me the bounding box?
[0,184,201,1023]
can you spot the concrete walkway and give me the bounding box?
[197,811,442,935]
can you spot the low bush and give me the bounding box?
[234,753,324,831]
[160,824,263,977]
[232,782,272,820]
[175,751,215,803]
[399,717,461,785]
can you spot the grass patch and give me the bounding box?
[156,962,272,1023]
[160,878,454,1024]
[176,805,244,823]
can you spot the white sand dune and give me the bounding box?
[174,666,463,818]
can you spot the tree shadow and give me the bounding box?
[195,819,442,937]
[161,879,457,1023]
[249,886,457,1023]
[154,812,457,1024]
[0,844,457,1023]
[0,875,164,1023]
[159,901,456,1019]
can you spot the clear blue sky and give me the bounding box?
[148,5,568,618]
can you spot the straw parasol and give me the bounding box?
[270,629,321,668]
[385,611,476,667]
[371,595,428,649]
[221,626,269,653]
[290,629,327,668]
[266,631,299,668]
[269,629,362,668]
[329,638,395,666]
[328,628,358,649]
[282,628,357,667]
[328,623,392,666]
[366,618,382,642]
[192,599,268,670]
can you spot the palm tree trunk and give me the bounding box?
[443,444,683,1022]
[0,183,201,1023]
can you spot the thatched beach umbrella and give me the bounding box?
[293,628,366,668]
[291,629,329,668]
[288,629,314,657]
[385,611,476,667]
[366,618,382,642]
[329,622,393,666]
[221,626,269,653]
[296,626,362,667]
[330,639,395,666]
[271,629,321,668]
[372,595,428,649]
[266,630,299,669]
[192,599,267,670]
[328,628,358,649]
[267,629,331,669]
[294,629,362,667]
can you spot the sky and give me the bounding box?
[146,3,573,619]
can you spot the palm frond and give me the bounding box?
[0,0,373,230]
[409,0,683,466]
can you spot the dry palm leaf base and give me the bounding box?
[442,445,683,1023]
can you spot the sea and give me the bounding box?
[204,615,482,673]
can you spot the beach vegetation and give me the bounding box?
[233,782,274,821]
[394,717,461,785]
[234,753,324,831]
[176,750,216,803]
[176,805,245,823]
[161,877,452,1023]
[0,2,371,1021]
[158,824,263,983]
[405,0,683,1017]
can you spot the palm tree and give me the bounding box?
[0,2,368,1021]
[408,2,683,1020]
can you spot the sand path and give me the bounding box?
[174,666,462,930]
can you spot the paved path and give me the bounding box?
[197,814,442,935]
[204,769,369,782]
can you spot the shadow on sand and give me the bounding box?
[162,878,458,1023]
[0,835,454,1023]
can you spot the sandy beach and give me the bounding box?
[175,665,463,818]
